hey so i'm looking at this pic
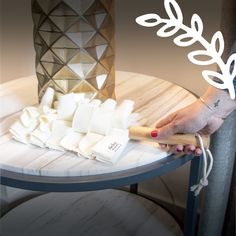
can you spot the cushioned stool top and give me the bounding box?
[0,189,182,236]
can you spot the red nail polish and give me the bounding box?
[151,130,158,138]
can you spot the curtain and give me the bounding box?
[221,1,236,235]
[200,0,236,235]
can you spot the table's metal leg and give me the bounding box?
[130,183,138,194]
[184,156,202,236]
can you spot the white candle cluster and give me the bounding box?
[9,88,139,165]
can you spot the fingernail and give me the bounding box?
[160,144,167,148]
[150,130,158,138]
[195,149,202,156]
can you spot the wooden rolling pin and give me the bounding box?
[129,126,209,148]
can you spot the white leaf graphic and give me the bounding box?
[191,14,203,35]
[211,31,224,56]
[135,14,161,27]
[202,70,226,89]
[174,33,196,47]
[135,0,236,100]
[164,0,183,22]
[226,53,236,78]
[157,23,179,37]
[188,50,215,65]
[232,76,236,98]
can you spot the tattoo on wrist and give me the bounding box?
[214,99,220,108]
[199,97,214,111]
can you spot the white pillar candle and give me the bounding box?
[72,99,101,133]
[39,87,55,108]
[57,93,77,121]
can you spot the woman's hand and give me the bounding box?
[153,99,225,155]
[151,86,236,155]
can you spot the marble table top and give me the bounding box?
[0,71,196,179]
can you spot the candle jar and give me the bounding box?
[31,0,115,101]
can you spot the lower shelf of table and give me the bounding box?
[0,189,183,236]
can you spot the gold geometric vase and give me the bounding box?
[31,0,115,101]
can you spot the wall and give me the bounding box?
[116,0,222,96]
[0,0,35,83]
[0,0,3,83]
[0,0,222,209]
[0,0,223,94]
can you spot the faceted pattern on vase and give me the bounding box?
[32,0,115,101]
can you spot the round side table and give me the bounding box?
[0,71,200,236]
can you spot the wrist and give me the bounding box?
[200,86,236,118]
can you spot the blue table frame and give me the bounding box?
[0,153,202,236]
